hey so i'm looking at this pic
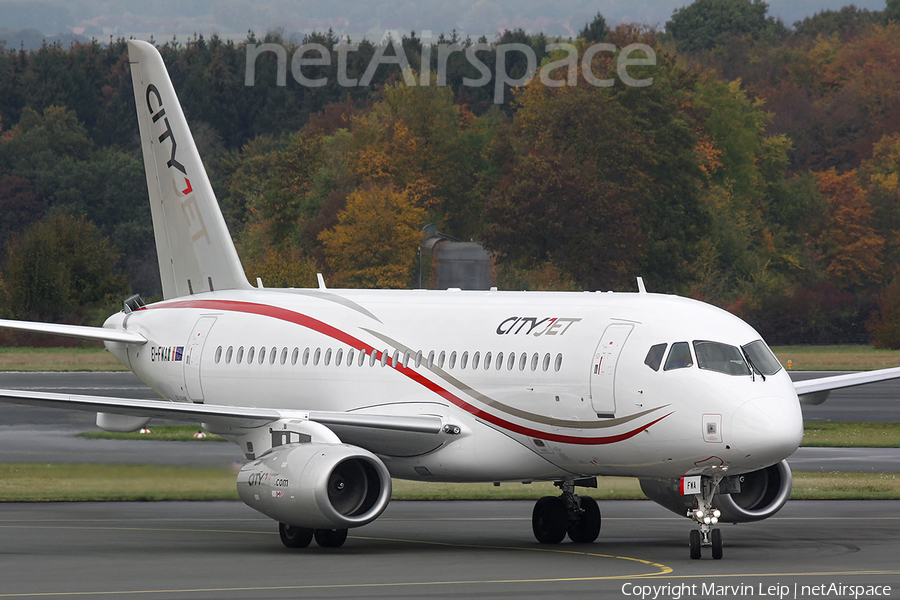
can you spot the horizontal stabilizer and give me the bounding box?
[0,319,146,344]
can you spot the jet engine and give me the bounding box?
[639,460,793,523]
[237,442,392,529]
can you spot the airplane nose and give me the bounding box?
[730,395,803,469]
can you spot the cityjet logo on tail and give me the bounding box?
[496,317,581,337]
[145,84,211,245]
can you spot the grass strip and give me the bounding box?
[802,422,900,447]
[78,426,226,442]
[1,345,899,372]
[771,344,900,371]
[0,347,126,372]
[1,465,898,502]
[74,422,900,447]
[0,463,239,501]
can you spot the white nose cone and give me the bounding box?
[731,396,803,470]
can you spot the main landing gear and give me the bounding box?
[532,480,601,544]
[688,475,724,560]
[279,523,349,548]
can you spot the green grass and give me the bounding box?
[771,344,900,371]
[0,463,240,501]
[0,347,126,371]
[78,426,226,442]
[1,345,899,372]
[1,466,898,501]
[802,422,900,447]
[73,422,900,447]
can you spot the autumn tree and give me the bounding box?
[319,183,425,289]
[0,214,129,322]
[813,168,884,290]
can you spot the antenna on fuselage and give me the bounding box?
[636,277,647,294]
[317,273,327,290]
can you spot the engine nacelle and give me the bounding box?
[237,442,392,529]
[639,460,793,523]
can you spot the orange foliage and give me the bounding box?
[814,168,884,288]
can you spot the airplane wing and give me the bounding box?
[0,319,146,344]
[793,366,900,405]
[0,388,445,455]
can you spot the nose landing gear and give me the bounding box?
[688,475,724,559]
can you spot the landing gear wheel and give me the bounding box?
[532,496,567,544]
[279,523,313,548]
[711,529,723,560]
[315,528,348,548]
[567,496,601,543]
[689,529,701,560]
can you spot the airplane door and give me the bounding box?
[184,316,216,403]
[590,323,634,417]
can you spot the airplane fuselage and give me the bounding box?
[104,287,804,483]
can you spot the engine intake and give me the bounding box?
[237,442,392,529]
[639,460,793,523]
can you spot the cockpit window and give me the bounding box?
[644,343,667,371]
[742,340,783,376]
[693,341,751,376]
[664,342,694,371]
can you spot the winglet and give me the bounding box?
[127,40,252,300]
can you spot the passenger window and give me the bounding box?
[324,348,332,366]
[335,348,343,366]
[302,347,310,366]
[347,348,354,366]
[542,353,550,372]
[280,348,288,365]
[404,351,412,367]
[415,351,423,368]
[313,348,321,366]
[225,346,233,364]
[438,351,446,368]
[519,353,527,371]
[644,343,667,372]
[508,352,516,371]
[449,351,457,369]
[236,346,244,364]
[258,347,265,364]
[460,351,468,369]
[215,346,222,364]
[496,352,504,370]
[392,350,401,367]
[554,353,563,372]
[530,353,539,371]
[427,350,434,368]
[291,347,299,365]
[484,352,492,370]
[247,346,255,364]
[664,342,693,371]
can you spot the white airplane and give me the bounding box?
[1,40,898,559]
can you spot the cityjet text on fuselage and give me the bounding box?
[496,317,581,337]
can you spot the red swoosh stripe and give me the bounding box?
[152,299,670,445]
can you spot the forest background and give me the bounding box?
[3,0,900,347]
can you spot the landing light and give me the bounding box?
[694,510,704,519]
[713,509,721,518]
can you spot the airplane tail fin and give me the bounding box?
[127,40,251,300]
